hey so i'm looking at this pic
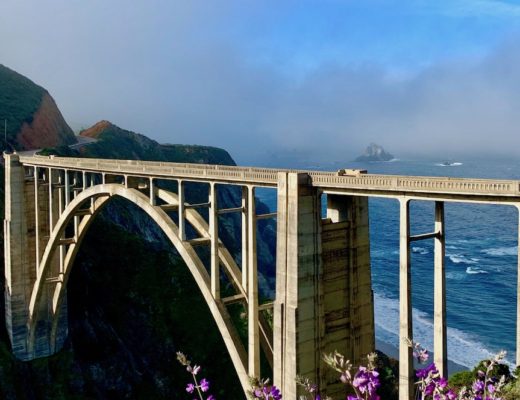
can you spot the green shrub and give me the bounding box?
[448,370,474,389]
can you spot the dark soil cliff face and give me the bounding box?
[0,64,76,151]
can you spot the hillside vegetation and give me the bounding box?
[78,120,236,165]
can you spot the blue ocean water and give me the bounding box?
[255,158,520,368]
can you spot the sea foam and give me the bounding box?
[374,292,512,368]
[482,246,518,257]
[448,254,479,264]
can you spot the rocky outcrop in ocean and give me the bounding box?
[355,143,394,162]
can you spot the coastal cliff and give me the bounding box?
[0,64,76,151]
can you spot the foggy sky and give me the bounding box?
[2,0,520,164]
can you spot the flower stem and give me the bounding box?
[191,373,204,400]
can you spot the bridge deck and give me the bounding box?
[18,154,520,203]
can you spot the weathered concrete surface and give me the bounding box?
[273,176,374,398]
[322,194,375,398]
[4,155,67,360]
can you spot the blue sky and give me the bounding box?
[231,1,520,74]
[2,0,520,163]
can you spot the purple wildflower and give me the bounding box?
[200,378,210,392]
[352,366,380,397]
[472,379,485,393]
[416,363,438,379]
[186,383,195,393]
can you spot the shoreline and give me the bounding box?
[376,339,469,375]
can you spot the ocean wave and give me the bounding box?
[436,162,463,167]
[466,267,488,275]
[374,292,512,368]
[446,271,465,280]
[412,246,429,255]
[448,254,479,264]
[481,246,518,257]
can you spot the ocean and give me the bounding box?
[254,157,520,369]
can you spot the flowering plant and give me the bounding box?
[320,351,381,400]
[176,352,216,400]
[177,344,511,400]
[409,340,507,400]
[248,377,282,400]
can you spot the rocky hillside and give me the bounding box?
[0,64,76,151]
[78,120,236,165]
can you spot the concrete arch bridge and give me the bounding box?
[5,153,520,399]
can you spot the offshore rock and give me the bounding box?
[355,143,394,162]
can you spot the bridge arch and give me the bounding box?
[27,183,250,391]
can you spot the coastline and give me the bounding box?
[376,339,469,375]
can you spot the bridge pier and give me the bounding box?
[273,173,374,398]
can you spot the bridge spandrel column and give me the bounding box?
[434,201,447,378]
[399,198,414,400]
[517,205,520,367]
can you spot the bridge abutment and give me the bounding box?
[274,173,374,398]
[4,154,66,360]
[5,153,32,358]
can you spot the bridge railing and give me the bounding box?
[309,173,520,196]
[17,154,520,197]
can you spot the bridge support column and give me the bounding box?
[434,201,447,377]
[247,185,260,377]
[178,180,186,241]
[517,205,520,367]
[274,174,374,398]
[241,186,248,291]
[399,198,414,400]
[209,183,220,299]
